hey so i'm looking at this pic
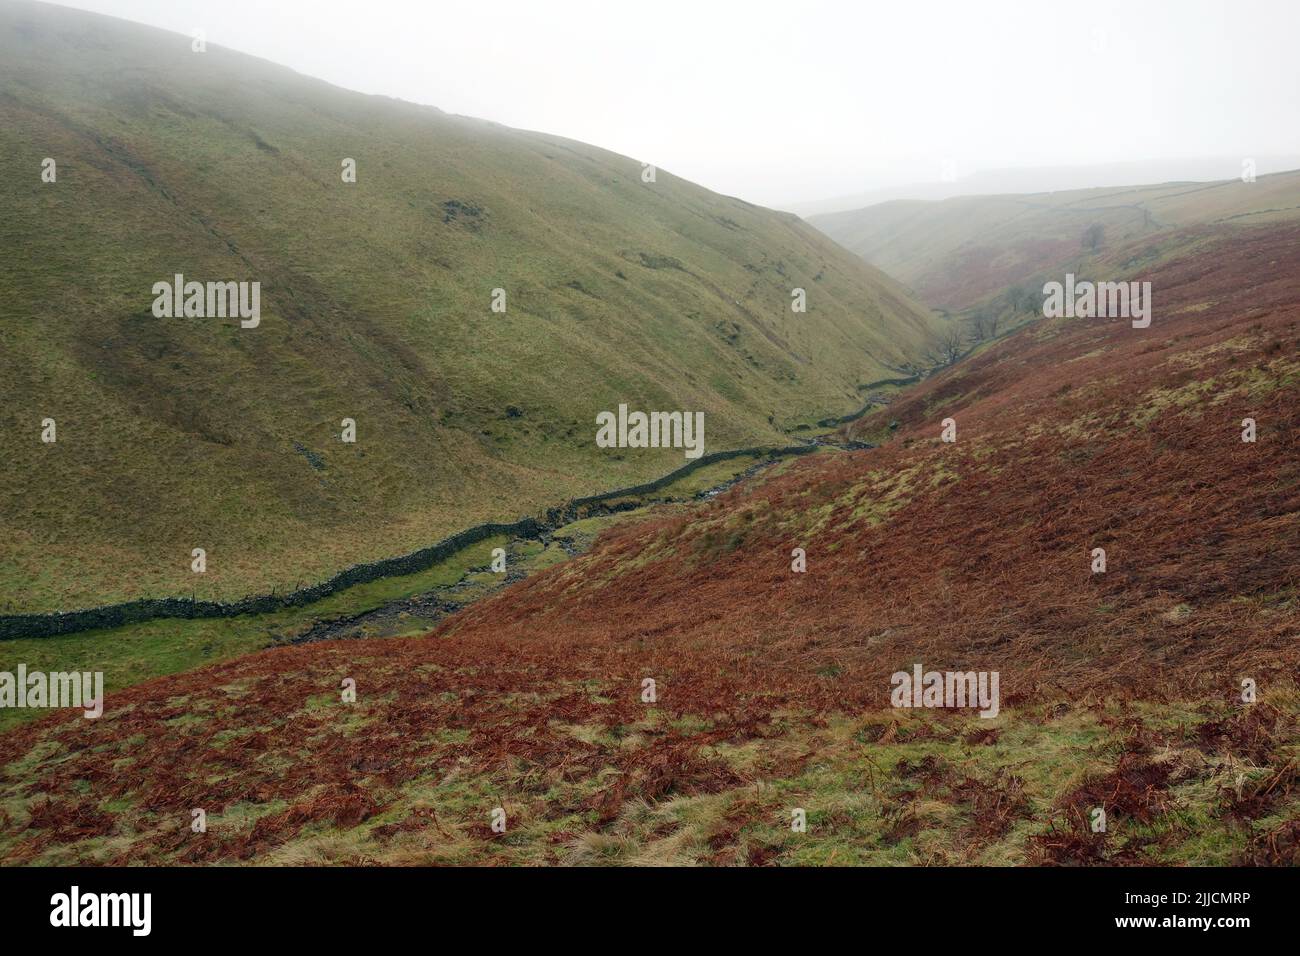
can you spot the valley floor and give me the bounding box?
[2,223,1298,866]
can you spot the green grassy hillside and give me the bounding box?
[811,171,1300,312]
[0,1,941,612]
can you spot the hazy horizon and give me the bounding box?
[5,0,1300,885]
[42,0,1300,211]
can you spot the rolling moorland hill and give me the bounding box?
[809,170,1300,313]
[0,0,942,613]
[3,217,1296,866]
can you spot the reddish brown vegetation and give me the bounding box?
[1242,819,1300,865]
[1062,754,1176,825]
[1196,701,1288,764]
[431,225,1300,707]
[917,236,1081,312]
[2,224,1299,864]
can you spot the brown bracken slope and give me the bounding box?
[2,222,1298,865]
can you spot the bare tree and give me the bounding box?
[1082,222,1105,252]
[925,325,967,367]
[967,305,1000,342]
[1007,284,1038,315]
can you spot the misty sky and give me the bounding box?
[53,0,1300,209]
